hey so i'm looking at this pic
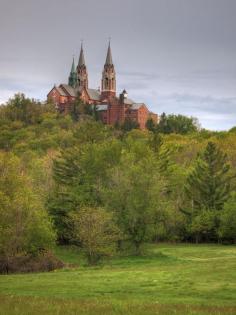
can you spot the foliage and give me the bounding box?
[104,141,166,254]
[158,112,199,134]
[0,153,55,268]
[69,207,120,264]
[185,142,231,211]
[183,142,231,242]
[218,193,236,243]
[120,118,140,132]
[0,93,55,126]
[70,96,94,121]
[145,118,156,132]
[0,93,236,257]
[48,132,122,243]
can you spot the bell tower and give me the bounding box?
[77,43,88,90]
[101,41,116,99]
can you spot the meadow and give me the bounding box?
[0,244,236,315]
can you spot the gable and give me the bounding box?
[60,84,77,97]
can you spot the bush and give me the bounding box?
[70,207,120,265]
[0,251,64,274]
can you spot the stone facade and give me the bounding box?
[47,43,158,129]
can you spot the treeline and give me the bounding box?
[0,94,236,269]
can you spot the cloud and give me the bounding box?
[116,69,236,130]
[152,93,236,130]
[0,0,236,130]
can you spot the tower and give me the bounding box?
[77,43,88,89]
[101,41,116,99]
[68,57,77,88]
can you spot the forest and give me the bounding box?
[0,93,236,271]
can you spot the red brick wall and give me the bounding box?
[47,88,61,104]
[137,106,149,129]
[107,99,125,125]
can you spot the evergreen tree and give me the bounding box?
[121,118,140,132]
[185,142,231,211]
[157,113,199,134]
[218,193,236,243]
[148,131,163,153]
[146,118,156,132]
[183,142,231,242]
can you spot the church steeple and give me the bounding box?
[78,43,86,66]
[101,41,116,98]
[105,41,113,65]
[77,43,88,89]
[68,57,77,88]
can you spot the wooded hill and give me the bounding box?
[0,93,236,270]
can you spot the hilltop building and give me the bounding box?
[47,43,158,129]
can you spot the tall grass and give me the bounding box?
[0,244,235,315]
[1,295,236,315]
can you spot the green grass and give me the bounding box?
[0,244,236,314]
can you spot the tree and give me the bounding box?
[70,95,93,121]
[185,142,231,211]
[0,153,55,270]
[104,142,165,254]
[148,131,163,153]
[146,118,156,132]
[120,118,140,132]
[70,207,120,265]
[0,93,44,125]
[218,193,236,243]
[189,209,216,243]
[157,113,199,134]
[48,134,122,243]
[183,142,231,241]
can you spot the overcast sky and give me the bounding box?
[0,0,236,130]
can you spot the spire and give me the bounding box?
[101,40,116,98]
[78,43,86,66]
[77,42,88,89]
[70,56,76,73]
[68,56,77,88]
[105,41,113,65]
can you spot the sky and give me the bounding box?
[0,0,236,130]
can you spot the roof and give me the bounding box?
[60,84,77,97]
[56,87,67,96]
[95,104,108,111]
[87,88,101,101]
[124,98,134,105]
[131,103,146,110]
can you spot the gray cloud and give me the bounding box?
[0,0,236,130]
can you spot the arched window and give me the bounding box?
[106,78,109,89]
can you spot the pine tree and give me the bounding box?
[185,141,231,211]
[145,118,156,132]
[183,142,231,242]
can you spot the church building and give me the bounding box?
[47,43,158,129]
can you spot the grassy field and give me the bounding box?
[0,244,236,314]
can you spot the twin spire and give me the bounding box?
[78,43,86,67]
[68,42,115,95]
